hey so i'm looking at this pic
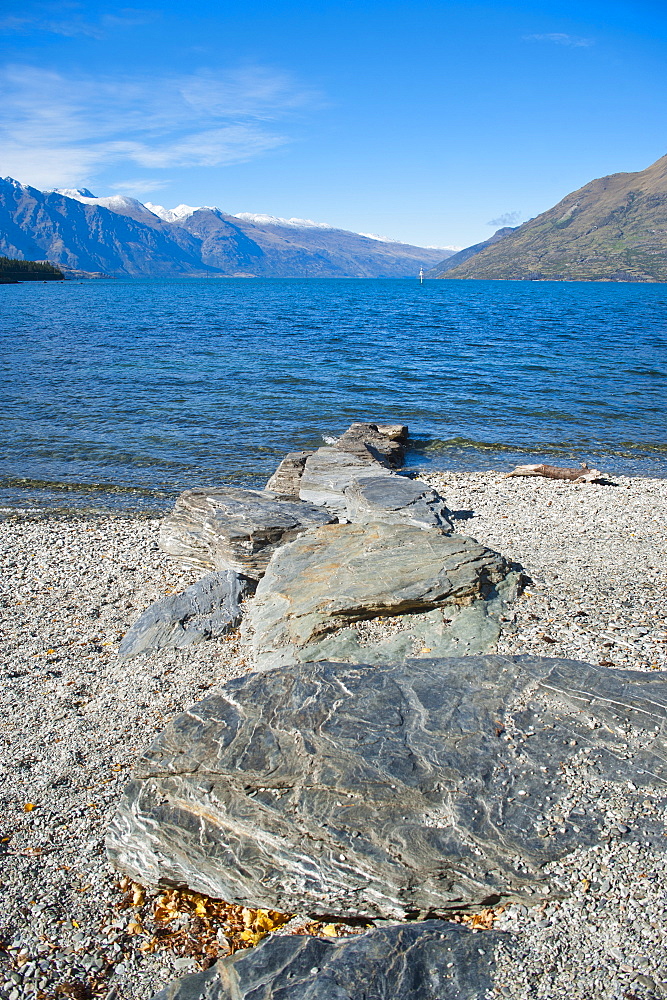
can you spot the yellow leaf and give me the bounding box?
[23,803,37,812]
[238,928,264,946]
[126,917,143,935]
[72,919,80,929]
[194,900,208,917]
[132,886,145,907]
[322,924,338,937]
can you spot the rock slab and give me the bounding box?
[334,421,408,467]
[118,571,250,660]
[159,486,335,579]
[246,521,510,670]
[265,451,314,497]
[107,654,667,919]
[152,921,507,1000]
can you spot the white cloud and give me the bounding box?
[0,63,315,189]
[108,178,171,197]
[523,32,594,48]
[0,6,158,38]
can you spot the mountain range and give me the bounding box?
[0,178,451,279]
[430,153,667,282]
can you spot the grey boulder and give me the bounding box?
[245,521,510,671]
[343,473,452,530]
[107,654,667,919]
[152,921,507,1000]
[159,486,335,580]
[118,571,250,660]
[297,445,449,527]
[297,446,388,516]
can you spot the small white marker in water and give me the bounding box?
[419,267,424,284]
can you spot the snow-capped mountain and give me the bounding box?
[0,178,453,278]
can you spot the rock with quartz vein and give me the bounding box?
[106,654,667,919]
[151,921,508,1000]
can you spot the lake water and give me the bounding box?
[1,278,666,513]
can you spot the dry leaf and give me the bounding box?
[23,803,37,812]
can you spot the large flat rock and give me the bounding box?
[343,473,452,529]
[246,522,510,671]
[152,921,507,1000]
[106,654,667,919]
[159,486,335,580]
[298,446,388,515]
[297,446,449,527]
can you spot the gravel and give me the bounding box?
[1,470,666,999]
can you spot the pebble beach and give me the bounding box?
[1,470,666,1000]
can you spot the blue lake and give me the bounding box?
[1,278,666,513]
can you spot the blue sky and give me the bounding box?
[2,0,666,247]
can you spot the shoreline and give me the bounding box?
[1,470,666,998]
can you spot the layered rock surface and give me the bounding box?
[118,570,250,660]
[265,451,313,498]
[246,521,510,670]
[158,486,334,579]
[152,921,507,1000]
[107,654,667,920]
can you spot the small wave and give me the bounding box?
[322,435,339,445]
[413,436,667,460]
[0,476,174,498]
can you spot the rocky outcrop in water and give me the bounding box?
[152,921,508,1000]
[334,421,408,467]
[118,570,250,660]
[106,654,667,920]
[158,486,335,579]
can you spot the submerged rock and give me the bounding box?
[152,921,507,1000]
[106,654,667,919]
[246,521,509,671]
[118,570,250,660]
[159,486,335,580]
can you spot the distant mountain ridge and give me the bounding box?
[0,178,451,278]
[434,154,667,282]
[426,227,517,277]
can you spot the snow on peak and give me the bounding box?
[54,187,97,199]
[53,190,159,220]
[233,212,334,230]
[145,203,203,223]
[358,232,404,244]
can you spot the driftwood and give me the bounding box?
[505,462,604,483]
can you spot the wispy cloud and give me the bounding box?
[487,211,523,227]
[523,32,594,48]
[108,178,171,197]
[0,6,158,39]
[0,63,318,189]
